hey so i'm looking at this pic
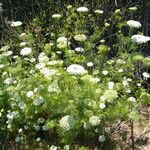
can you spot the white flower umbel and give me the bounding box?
[99,103,106,109]
[33,97,44,106]
[20,47,32,56]
[19,42,27,47]
[52,14,61,18]
[74,34,87,42]
[57,37,67,43]
[35,63,45,69]
[98,135,106,142]
[15,137,21,143]
[142,72,150,79]
[2,51,13,56]
[50,145,57,150]
[20,32,27,38]
[11,21,22,27]
[56,36,69,49]
[26,91,34,98]
[75,47,84,52]
[108,82,114,89]
[89,116,100,126]
[94,10,104,14]
[102,70,108,75]
[66,64,87,75]
[40,67,58,78]
[38,52,49,63]
[0,64,4,68]
[18,102,26,110]
[36,137,41,142]
[77,7,88,13]
[59,115,75,130]
[131,35,150,43]
[4,78,13,85]
[87,62,93,67]
[48,82,60,93]
[118,69,124,73]
[128,97,136,102]
[127,20,141,28]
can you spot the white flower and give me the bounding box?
[47,60,63,66]
[126,89,131,93]
[20,32,27,38]
[64,145,70,150]
[87,62,93,67]
[4,78,13,85]
[66,64,87,75]
[2,51,13,56]
[18,102,26,109]
[38,118,45,123]
[38,52,49,63]
[35,63,45,69]
[19,42,27,47]
[131,35,150,43]
[3,51,13,56]
[75,47,84,52]
[94,10,104,14]
[42,125,48,131]
[26,91,34,98]
[18,128,22,133]
[116,59,126,64]
[89,77,100,83]
[29,70,35,74]
[48,82,60,93]
[0,45,10,52]
[33,97,44,106]
[36,137,41,142]
[99,103,106,109]
[40,68,58,77]
[11,21,22,27]
[13,55,18,59]
[52,14,61,18]
[57,37,67,43]
[129,7,137,11]
[142,72,150,78]
[74,34,87,42]
[20,47,32,56]
[30,58,36,62]
[127,78,132,82]
[137,83,141,87]
[118,69,124,72]
[108,82,114,89]
[102,70,108,75]
[122,80,128,86]
[89,116,100,126]
[33,125,40,131]
[105,127,111,133]
[50,145,57,150]
[77,7,88,13]
[57,42,69,49]
[100,96,107,101]
[24,125,29,130]
[7,111,19,124]
[127,20,141,28]
[67,5,73,9]
[128,97,136,102]
[98,135,106,142]
[15,137,21,142]
[59,115,75,130]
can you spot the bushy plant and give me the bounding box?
[0,4,150,149]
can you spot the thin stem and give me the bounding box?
[130,120,135,150]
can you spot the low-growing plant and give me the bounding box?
[0,3,150,150]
